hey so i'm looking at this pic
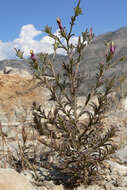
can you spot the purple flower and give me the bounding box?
[30,50,38,69]
[30,50,37,62]
[110,41,116,54]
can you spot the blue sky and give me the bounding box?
[0,0,126,60]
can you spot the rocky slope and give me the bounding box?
[0,73,53,125]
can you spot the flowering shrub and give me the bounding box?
[15,0,124,188]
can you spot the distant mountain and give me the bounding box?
[0,59,32,75]
[0,55,67,76]
[78,26,127,95]
[52,26,127,96]
[1,26,127,96]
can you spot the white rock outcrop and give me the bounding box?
[0,168,34,190]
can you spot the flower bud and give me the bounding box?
[30,50,38,69]
[90,27,93,36]
[89,27,94,40]
[30,50,33,54]
[106,41,116,62]
[56,17,63,30]
[110,41,116,54]
[30,50,37,62]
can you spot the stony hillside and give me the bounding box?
[0,74,49,123]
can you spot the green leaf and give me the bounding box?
[60,28,67,38]
[14,48,24,59]
[74,7,82,16]
[44,25,52,34]
[71,16,75,23]
[74,0,82,16]
[119,56,126,62]
[53,41,60,50]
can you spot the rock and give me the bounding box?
[0,74,45,124]
[120,176,127,188]
[42,181,56,190]
[122,97,127,111]
[21,170,35,182]
[0,124,10,136]
[52,185,64,190]
[113,188,127,190]
[106,160,127,176]
[76,184,104,190]
[3,66,31,77]
[76,184,127,190]
[36,187,47,190]
[0,168,34,190]
[114,146,127,163]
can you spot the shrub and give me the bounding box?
[16,0,124,188]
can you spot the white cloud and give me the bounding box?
[0,24,79,60]
[69,36,79,46]
[19,24,42,41]
[0,41,14,60]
